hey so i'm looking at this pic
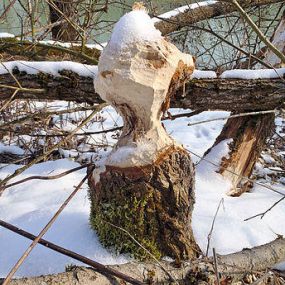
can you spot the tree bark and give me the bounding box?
[88,147,200,261]
[205,12,285,196]
[0,72,284,111]
[48,0,79,41]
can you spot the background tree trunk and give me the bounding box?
[48,0,78,41]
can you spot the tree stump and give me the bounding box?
[89,147,198,260]
[88,6,200,260]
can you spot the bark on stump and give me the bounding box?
[89,147,199,260]
[89,7,199,261]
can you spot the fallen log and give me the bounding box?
[0,72,284,112]
[154,0,284,36]
[1,236,284,285]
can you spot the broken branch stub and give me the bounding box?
[89,8,199,260]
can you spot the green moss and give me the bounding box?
[89,187,162,260]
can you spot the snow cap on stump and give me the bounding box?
[94,3,195,168]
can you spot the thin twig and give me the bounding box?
[6,110,202,138]
[0,89,18,112]
[188,110,277,127]
[213,248,221,285]
[226,0,285,64]
[3,163,93,190]
[244,196,285,221]
[206,199,224,257]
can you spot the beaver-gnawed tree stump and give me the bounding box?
[89,4,200,260]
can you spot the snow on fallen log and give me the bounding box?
[0,61,97,77]
[0,33,15,38]
[1,60,285,79]
[221,67,285,79]
[154,0,284,36]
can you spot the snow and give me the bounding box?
[0,159,128,277]
[192,139,285,256]
[191,70,217,79]
[38,40,106,51]
[0,61,98,77]
[0,143,25,156]
[221,68,285,79]
[261,153,276,164]
[1,107,285,277]
[0,32,15,38]
[109,10,161,50]
[152,1,217,23]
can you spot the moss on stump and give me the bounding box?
[88,147,200,261]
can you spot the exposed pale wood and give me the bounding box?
[0,73,284,111]
[211,113,275,196]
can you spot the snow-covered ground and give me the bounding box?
[0,106,284,277]
[0,1,284,278]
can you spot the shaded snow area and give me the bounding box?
[0,106,285,276]
[0,61,98,77]
[0,159,128,277]
[38,40,107,51]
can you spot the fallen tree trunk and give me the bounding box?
[155,0,284,35]
[0,73,284,111]
[2,238,285,285]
